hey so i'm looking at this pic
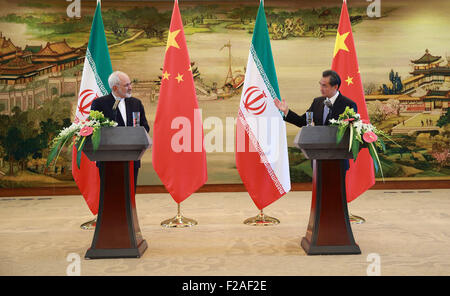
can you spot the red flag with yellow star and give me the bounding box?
[152,0,207,204]
[332,0,375,202]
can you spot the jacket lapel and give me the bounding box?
[110,94,126,126]
[330,93,344,119]
[104,93,116,121]
[316,97,326,125]
[124,97,133,127]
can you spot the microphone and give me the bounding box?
[112,98,120,110]
[112,98,121,124]
[324,98,332,109]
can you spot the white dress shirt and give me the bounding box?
[328,91,340,105]
[323,91,339,124]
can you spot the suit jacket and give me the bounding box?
[91,93,150,168]
[285,93,357,171]
[284,93,358,128]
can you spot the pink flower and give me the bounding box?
[79,126,94,137]
[74,118,80,124]
[343,118,355,122]
[363,131,378,143]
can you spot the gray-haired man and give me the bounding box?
[91,71,149,188]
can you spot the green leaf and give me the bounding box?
[91,128,101,152]
[379,138,386,152]
[348,124,354,152]
[368,143,379,172]
[368,142,384,181]
[52,135,72,170]
[46,137,64,167]
[76,146,82,169]
[352,136,360,160]
[336,125,347,144]
[75,136,83,150]
[76,137,87,169]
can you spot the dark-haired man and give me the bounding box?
[274,70,357,127]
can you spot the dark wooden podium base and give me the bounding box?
[85,161,147,259]
[85,240,148,259]
[301,159,361,255]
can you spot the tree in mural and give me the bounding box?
[0,99,71,176]
[230,6,257,24]
[431,135,449,171]
[0,107,39,175]
[103,9,130,37]
[430,110,450,171]
[386,99,401,116]
[437,108,450,128]
[368,99,401,126]
[382,69,403,94]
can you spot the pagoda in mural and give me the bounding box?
[0,33,86,115]
[366,49,450,113]
[0,34,85,86]
[32,40,84,72]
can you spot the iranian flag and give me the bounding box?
[236,1,291,210]
[332,0,375,202]
[72,0,112,215]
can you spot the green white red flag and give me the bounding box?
[235,1,291,210]
[72,0,113,215]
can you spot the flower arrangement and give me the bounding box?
[46,110,117,169]
[329,106,398,179]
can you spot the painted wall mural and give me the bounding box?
[0,0,449,188]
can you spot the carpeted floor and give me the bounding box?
[1,189,449,276]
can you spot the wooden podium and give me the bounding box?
[83,127,152,259]
[295,126,361,255]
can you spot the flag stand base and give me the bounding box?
[350,213,366,224]
[243,209,280,226]
[161,203,198,228]
[80,217,97,230]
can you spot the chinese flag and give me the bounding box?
[152,0,207,204]
[331,0,375,202]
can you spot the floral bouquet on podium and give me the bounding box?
[329,106,399,179]
[46,110,117,169]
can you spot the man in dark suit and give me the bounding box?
[274,70,357,126]
[91,71,149,188]
[274,70,357,172]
